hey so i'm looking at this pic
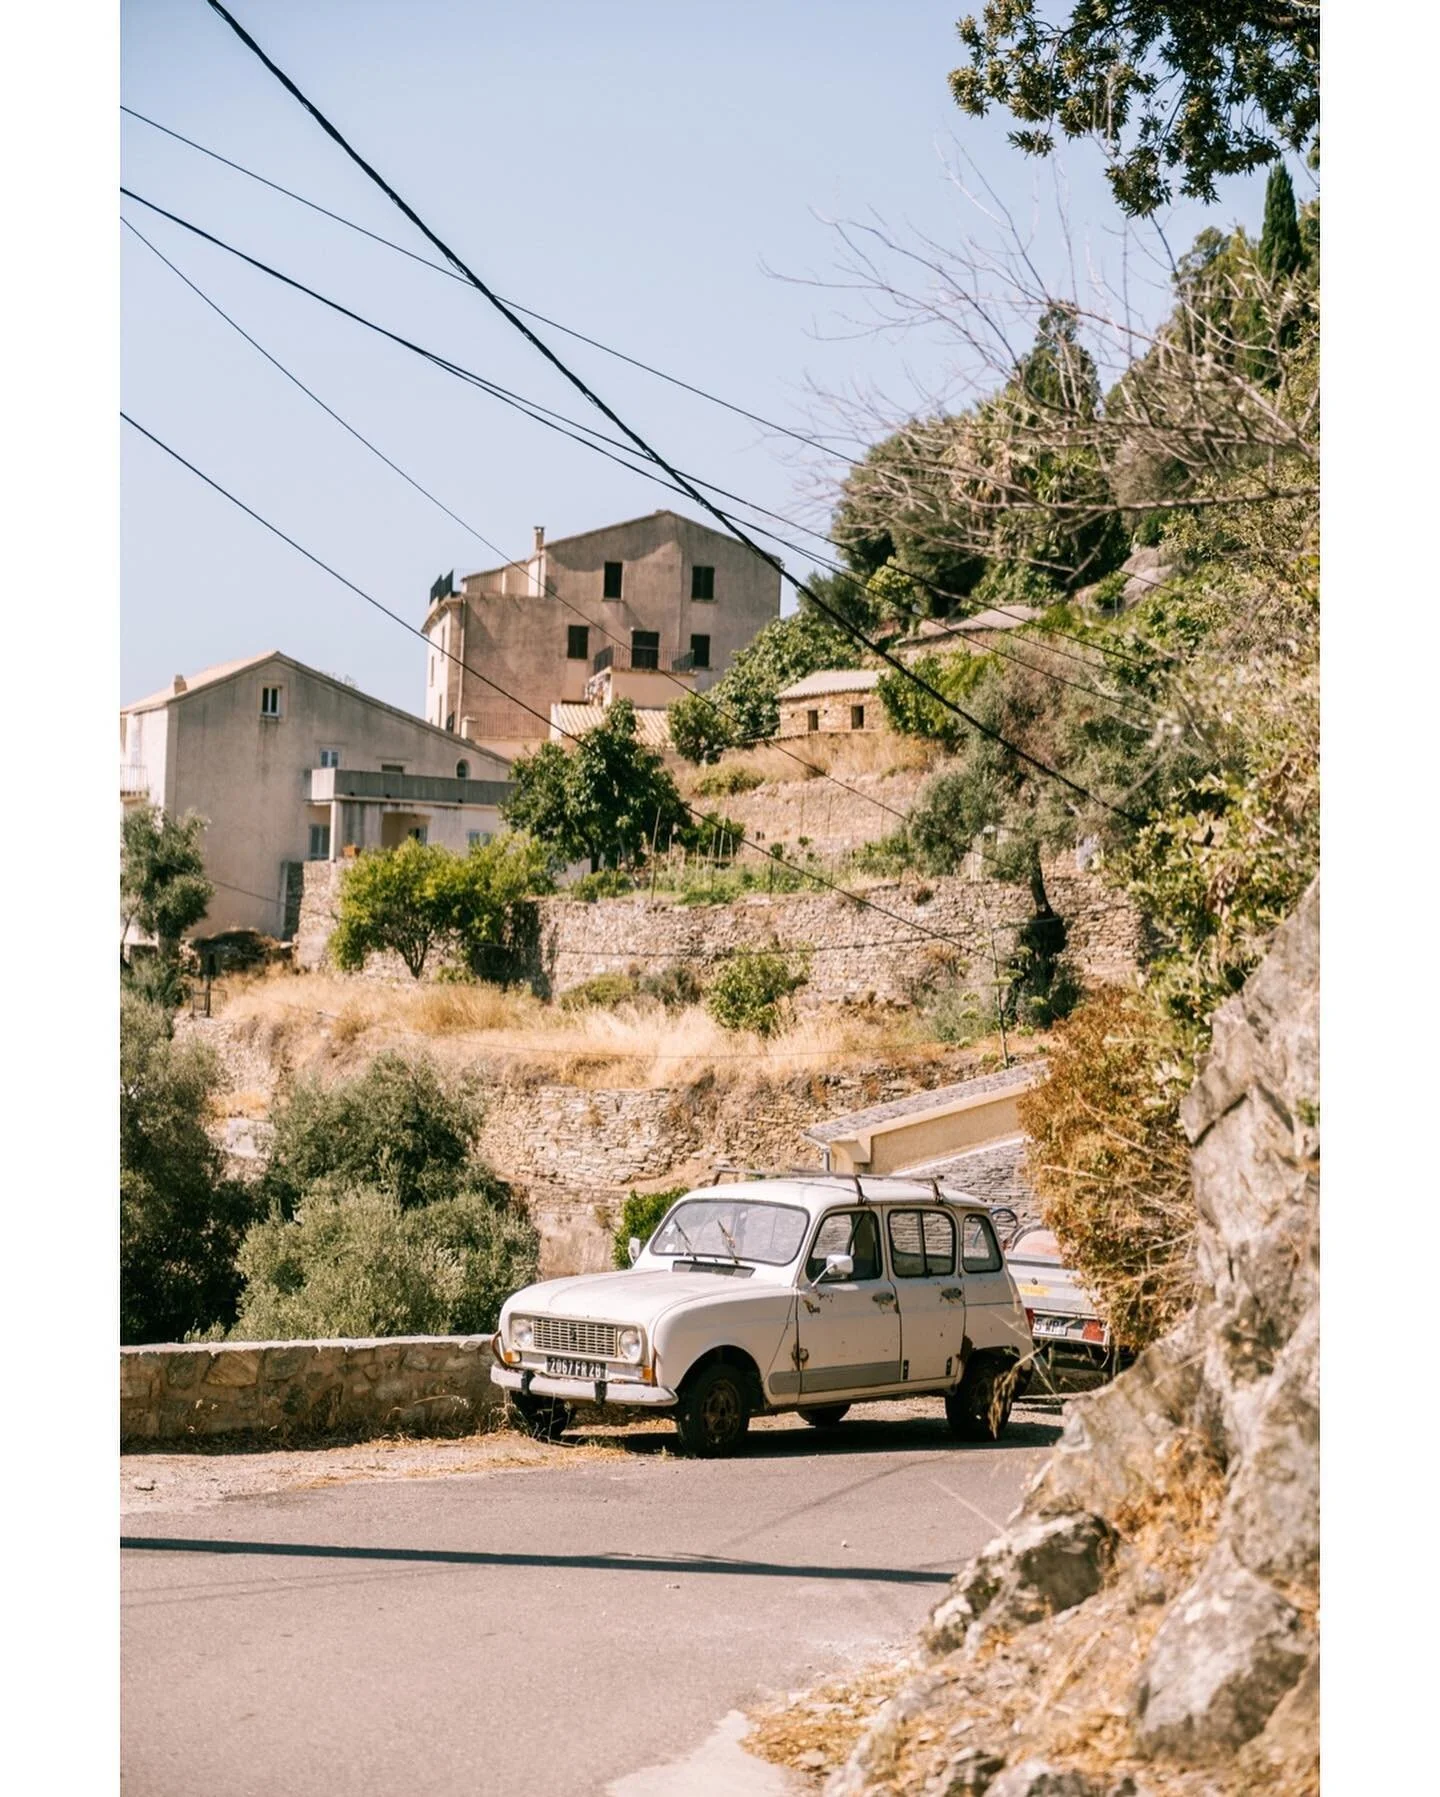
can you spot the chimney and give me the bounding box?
[533,525,545,554]
[172,675,187,695]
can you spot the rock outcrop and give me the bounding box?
[821,881,1319,1797]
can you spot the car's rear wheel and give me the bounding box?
[797,1404,850,1428]
[506,1392,572,1441]
[945,1356,1018,1442]
[675,1364,751,1458]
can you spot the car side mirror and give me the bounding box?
[820,1252,854,1283]
[627,1237,642,1265]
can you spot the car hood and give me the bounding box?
[503,1268,774,1329]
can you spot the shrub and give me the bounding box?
[636,962,704,1009]
[560,972,639,1011]
[667,692,739,764]
[260,1053,495,1218]
[122,950,187,1010]
[1092,569,1129,610]
[682,810,746,858]
[691,761,764,797]
[611,1186,688,1268]
[1016,989,1195,1351]
[232,1183,540,1340]
[704,950,808,1035]
[120,993,258,1344]
[568,868,636,902]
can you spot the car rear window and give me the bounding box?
[887,1208,957,1278]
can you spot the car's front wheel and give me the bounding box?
[506,1392,572,1441]
[675,1364,751,1458]
[797,1404,850,1428]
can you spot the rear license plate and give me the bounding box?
[1033,1315,1085,1339]
[545,1355,605,1380]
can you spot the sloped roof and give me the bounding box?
[122,651,280,714]
[550,702,673,749]
[777,668,882,701]
[805,1062,1044,1145]
[894,606,1040,653]
[464,509,752,583]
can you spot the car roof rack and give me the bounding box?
[708,1164,1004,1211]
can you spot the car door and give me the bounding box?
[885,1206,967,1385]
[796,1209,901,1398]
[960,1212,1030,1356]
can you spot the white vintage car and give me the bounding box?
[490,1173,1034,1457]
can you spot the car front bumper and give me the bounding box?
[490,1364,679,1407]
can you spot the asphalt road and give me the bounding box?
[122,1404,1060,1797]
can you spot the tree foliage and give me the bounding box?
[611,1186,688,1269]
[666,691,739,764]
[120,802,214,952]
[330,833,548,979]
[704,949,808,1036]
[120,993,256,1344]
[505,699,689,863]
[686,613,864,749]
[949,2,1319,214]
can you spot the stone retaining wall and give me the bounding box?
[120,1335,500,1444]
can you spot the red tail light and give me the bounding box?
[1082,1319,1106,1344]
[1024,1308,1035,1330]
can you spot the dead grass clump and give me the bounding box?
[746,1658,912,1784]
[405,982,532,1036]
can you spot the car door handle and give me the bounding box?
[872,1291,897,1309]
[940,1288,964,1304]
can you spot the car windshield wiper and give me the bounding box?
[715,1218,744,1266]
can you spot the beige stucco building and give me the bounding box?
[121,651,512,940]
[422,509,781,759]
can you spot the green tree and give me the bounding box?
[330,834,545,979]
[232,1184,539,1341]
[120,993,256,1343]
[949,3,1319,214]
[1258,162,1305,282]
[698,613,863,744]
[666,691,739,764]
[505,700,688,868]
[120,802,214,955]
[260,1052,503,1218]
[704,949,808,1036]
[611,1186,688,1268]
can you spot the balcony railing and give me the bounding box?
[591,642,663,675]
[120,764,149,796]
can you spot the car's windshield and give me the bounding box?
[649,1198,809,1266]
[1009,1228,1063,1264]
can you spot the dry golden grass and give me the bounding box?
[678,730,939,797]
[217,967,979,1091]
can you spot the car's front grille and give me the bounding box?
[532,1317,619,1359]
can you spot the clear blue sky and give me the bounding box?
[121,0,1272,712]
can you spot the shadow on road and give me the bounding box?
[569,1407,1063,1460]
[119,1536,954,1585]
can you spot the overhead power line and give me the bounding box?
[196,0,1140,821]
[122,410,1041,956]
[119,100,1164,675]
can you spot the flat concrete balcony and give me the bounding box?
[307,766,513,808]
[120,763,150,797]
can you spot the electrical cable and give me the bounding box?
[194,0,1143,821]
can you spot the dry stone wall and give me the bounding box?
[121,1335,500,1444]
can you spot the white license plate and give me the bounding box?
[1034,1316,1085,1339]
[546,1355,605,1380]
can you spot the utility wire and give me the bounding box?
[118,99,1159,674]
[122,212,924,831]
[196,0,1141,821]
[122,409,1038,956]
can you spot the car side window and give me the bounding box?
[961,1214,1003,1273]
[807,1210,882,1282]
[887,1209,956,1278]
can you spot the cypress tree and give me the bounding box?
[1258,164,1304,282]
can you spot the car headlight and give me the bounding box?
[616,1326,644,1364]
[511,1317,534,1351]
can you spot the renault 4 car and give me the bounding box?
[491,1173,1033,1457]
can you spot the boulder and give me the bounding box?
[1133,1548,1311,1760]
[925,1745,1007,1795]
[1221,1301,1319,1581]
[926,1513,1116,1656]
[984,1761,1102,1797]
[1118,546,1175,607]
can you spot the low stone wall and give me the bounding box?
[120,1335,500,1444]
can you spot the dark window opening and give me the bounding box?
[307,824,331,860]
[260,685,282,718]
[631,629,660,670]
[603,561,624,599]
[689,633,711,670]
[381,763,404,774]
[806,708,820,733]
[850,704,865,729]
[567,624,590,660]
[455,759,470,780]
[691,565,715,601]
[446,712,455,733]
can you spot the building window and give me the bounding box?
[691,565,715,601]
[689,633,711,670]
[806,708,820,733]
[381,762,404,774]
[260,684,282,718]
[446,712,456,733]
[631,629,660,670]
[850,704,865,729]
[318,748,340,768]
[456,759,470,780]
[468,829,493,849]
[429,654,435,684]
[567,624,590,660]
[308,824,331,860]
[603,561,624,599]
[409,825,428,844]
